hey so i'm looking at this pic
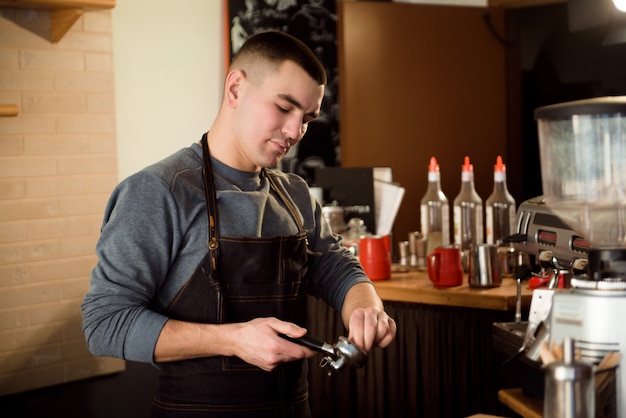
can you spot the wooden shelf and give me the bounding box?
[0,104,19,117]
[498,388,543,418]
[0,0,115,43]
[0,0,114,9]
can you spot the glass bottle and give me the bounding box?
[420,156,450,254]
[485,155,516,245]
[453,156,483,251]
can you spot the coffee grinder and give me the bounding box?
[535,96,626,417]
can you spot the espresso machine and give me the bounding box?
[532,96,626,417]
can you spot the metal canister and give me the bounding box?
[322,204,346,234]
[398,240,410,266]
[497,245,530,278]
[543,337,595,418]
[408,231,426,268]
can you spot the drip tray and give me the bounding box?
[493,321,544,399]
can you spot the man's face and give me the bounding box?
[230,60,324,172]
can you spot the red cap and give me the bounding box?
[428,156,440,173]
[494,155,506,172]
[462,156,473,172]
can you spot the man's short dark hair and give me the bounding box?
[230,30,327,85]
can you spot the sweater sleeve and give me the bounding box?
[278,173,373,312]
[307,199,373,312]
[81,172,180,364]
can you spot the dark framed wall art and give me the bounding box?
[225,0,340,184]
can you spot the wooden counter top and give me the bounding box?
[498,388,542,418]
[372,270,534,311]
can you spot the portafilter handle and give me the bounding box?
[279,333,335,356]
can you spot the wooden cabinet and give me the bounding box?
[489,0,564,7]
[337,1,522,248]
[0,0,116,43]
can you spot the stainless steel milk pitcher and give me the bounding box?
[468,243,502,287]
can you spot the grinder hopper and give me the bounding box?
[536,96,626,418]
[535,96,626,279]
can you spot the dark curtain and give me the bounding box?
[306,297,519,418]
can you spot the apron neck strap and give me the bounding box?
[200,133,308,267]
[200,133,220,271]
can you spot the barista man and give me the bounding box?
[82,30,396,417]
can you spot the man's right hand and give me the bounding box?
[228,317,316,371]
[154,317,315,371]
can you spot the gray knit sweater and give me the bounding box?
[81,142,369,364]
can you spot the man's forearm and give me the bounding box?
[153,317,314,371]
[340,282,384,328]
[154,319,236,362]
[340,281,395,352]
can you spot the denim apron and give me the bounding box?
[151,134,311,418]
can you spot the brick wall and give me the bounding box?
[0,7,125,396]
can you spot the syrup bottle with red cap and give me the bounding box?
[453,156,483,256]
[485,155,516,245]
[420,157,450,253]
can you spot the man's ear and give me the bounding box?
[225,69,245,108]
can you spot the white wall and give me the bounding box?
[111,0,488,180]
[112,0,223,180]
